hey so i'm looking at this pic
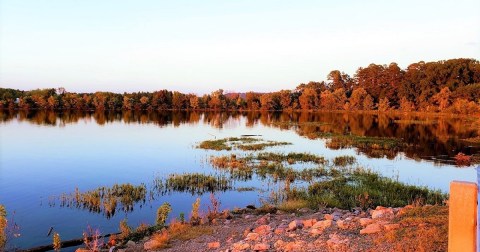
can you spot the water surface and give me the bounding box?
[0,110,478,249]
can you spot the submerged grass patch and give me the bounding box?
[53,183,147,218]
[333,155,356,166]
[197,137,291,151]
[162,173,232,195]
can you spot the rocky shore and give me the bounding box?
[103,204,446,252]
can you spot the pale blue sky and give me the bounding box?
[0,0,479,94]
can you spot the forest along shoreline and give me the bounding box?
[1,58,479,115]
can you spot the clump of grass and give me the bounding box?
[198,139,232,151]
[163,173,231,195]
[149,230,170,250]
[156,202,172,226]
[236,187,257,192]
[207,194,221,223]
[52,232,61,251]
[307,168,446,209]
[0,205,6,249]
[237,141,291,151]
[198,137,290,151]
[83,226,104,251]
[119,219,132,240]
[326,135,401,151]
[333,155,356,166]
[378,205,448,251]
[55,183,147,218]
[256,152,327,164]
[190,198,201,226]
[277,199,309,213]
[210,154,246,169]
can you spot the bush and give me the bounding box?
[156,202,172,226]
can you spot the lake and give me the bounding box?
[0,110,478,250]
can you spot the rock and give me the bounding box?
[359,218,373,226]
[284,241,304,252]
[327,234,349,250]
[360,223,382,234]
[274,224,288,234]
[253,225,271,235]
[371,206,394,219]
[244,214,255,219]
[126,240,136,247]
[233,241,251,251]
[75,249,93,252]
[256,215,270,225]
[302,218,317,228]
[144,240,160,250]
[298,207,312,213]
[384,223,400,231]
[287,219,304,231]
[245,232,260,241]
[253,243,270,251]
[336,220,348,229]
[312,219,333,229]
[324,214,334,220]
[274,240,286,249]
[332,211,343,220]
[309,228,324,236]
[208,241,220,249]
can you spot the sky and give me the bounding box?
[0,0,479,94]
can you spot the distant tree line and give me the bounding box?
[1,58,479,114]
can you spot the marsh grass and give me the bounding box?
[333,155,356,166]
[54,183,147,218]
[198,137,290,151]
[307,168,446,209]
[163,173,231,195]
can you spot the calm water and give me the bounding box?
[0,110,478,250]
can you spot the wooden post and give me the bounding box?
[449,181,477,252]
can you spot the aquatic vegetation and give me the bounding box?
[52,232,61,251]
[235,186,257,192]
[210,152,334,183]
[198,137,291,151]
[326,135,401,150]
[163,173,231,195]
[156,202,172,226]
[307,168,446,209]
[207,193,221,223]
[333,155,356,166]
[255,152,327,164]
[119,219,132,240]
[0,205,6,249]
[54,183,147,218]
[83,226,104,252]
[190,198,201,226]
